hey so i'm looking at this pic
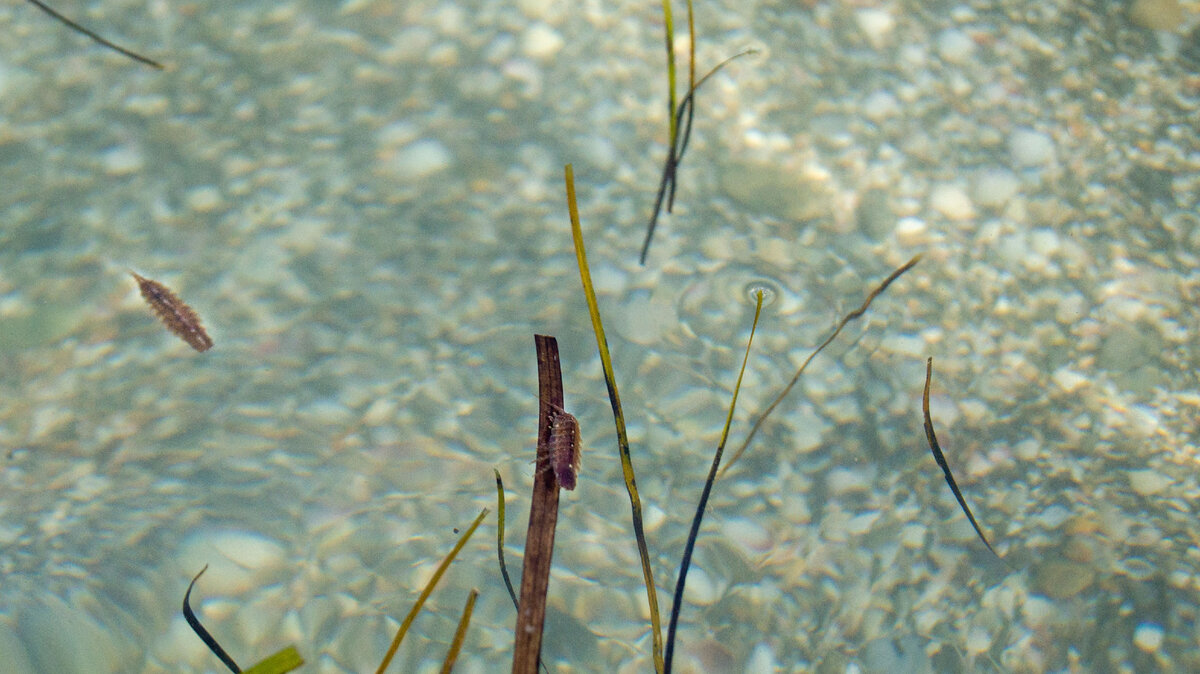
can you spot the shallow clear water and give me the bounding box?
[1,0,1198,672]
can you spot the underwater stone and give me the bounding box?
[101,145,144,176]
[1034,560,1094,599]
[522,23,565,61]
[936,28,976,64]
[1009,128,1056,167]
[855,8,896,49]
[1133,622,1165,651]
[0,622,35,674]
[185,185,224,213]
[1128,469,1173,496]
[894,216,928,247]
[1129,0,1185,31]
[719,158,828,221]
[861,90,900,121]
[929,183,976,221]
[381,138,453,181]
[973,168,1020,208]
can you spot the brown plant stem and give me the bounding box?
[511,334,564,674]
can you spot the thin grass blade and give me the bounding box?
[493,469,519,610]
[439,589,479,674]
[182,565,242,673]
[376,507,490,674]
[664,290,763,673]
[25,0,163,68]
[565,164,664,673]
[923,357,1000,558]
[721,254,921,476]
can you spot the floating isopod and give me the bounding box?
[130,271,213,352]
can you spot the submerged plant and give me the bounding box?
[566,164,666,671]
[664,289,763,673]
[181,509,487,674]
[640,0,756,265]
[182,565,303,674]
[24,0,163,69]
[922,357,1001,558]
[721,254,922,476]
[376,507,489,673]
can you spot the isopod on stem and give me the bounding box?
[538,398,582,491]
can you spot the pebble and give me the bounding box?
[1009,127,1056,167]
[1133,623,1165,652]
[894,216,928,246]
[861,90,900,121]
[684,567,725,606]
[178,529,288,594]
[791,405,829,453]
[929,183,976,221]
[1051,368,1089,393]
[720,517,772,553]
[381,138,453,180]
[185,185,224,213]
[973,168,1020,208]
[855,9,896,49]
[101,145,144,176]
[827,467,873,495]
[522,23,565,61]
[1128,469,1173,496]
[937,28,976,64]
[1128,0,1185,31]
[965,625,993,655]
[1034,560,1095,599]
[845,510,882,535]
[745,643,780,672]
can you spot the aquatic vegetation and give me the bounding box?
[182,565,304,674]
[566,165,666,671]
[511,334,570,673]
[664,289,763,673]
[641,0,757,265]
[492,469,519,611]
[922,357,1000,558]
[440,589,478,673]
[641,47,758,265]
[375,507,489,674]
[182,510,486,674]
[24,0,163,69]
[166,175,925,673]
[721,254,922,476]
[182,566,245,673]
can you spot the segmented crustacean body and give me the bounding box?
[131,272,213,352]
[546,409,581,490]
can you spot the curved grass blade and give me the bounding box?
[721,254,921,477]
[243,647,304,674]
[639,47,760,265]
[493,469,519,610]
[25,0,164,69]
[565,164,664,673]
[182,565,242,674]
[376,507,490,674]
[664,290,763,674]
[659,0,678,154]
[922,357,1000,558]
[439,589,479,674]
